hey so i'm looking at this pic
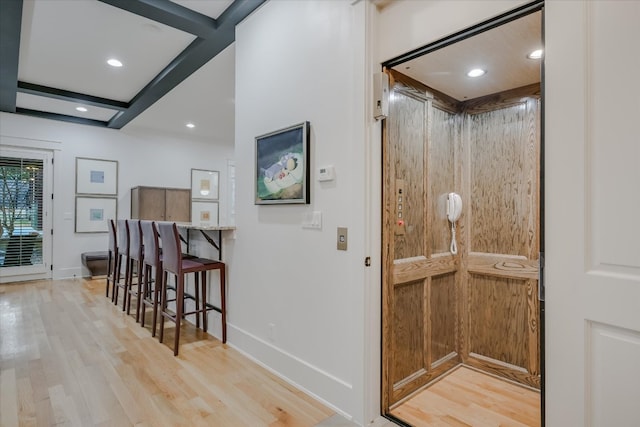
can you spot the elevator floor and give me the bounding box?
[389,366,541,426]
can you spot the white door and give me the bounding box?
[545,1,640,426]
[0,146,53,281]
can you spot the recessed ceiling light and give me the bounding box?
[528,49,543,59]
[467,68,486,78]
[107,58,123,67]
[186,123,195,128]
[76,106,88,112]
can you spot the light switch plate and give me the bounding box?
[337,227,348,251]
[302,211,322,229]
[318,165,335,182]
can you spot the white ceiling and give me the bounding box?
[126,43,236,143]
[19,1,195,102]
[16,91,120,121]
[392,11,542,101]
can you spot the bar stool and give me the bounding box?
[125,219,144,320]
[139,220,162,336]
[112,219,130,308]
[105,219,118,298]
[157,222,226,356]
[139,221,193,335]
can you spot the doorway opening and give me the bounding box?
[0,147,53,282]
[380,2,544,425]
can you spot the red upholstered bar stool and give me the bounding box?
[125,219,144,320]
[112,219,130,309]
[157,222,226,356]
[105,219,118,299]
[139,220,162,336]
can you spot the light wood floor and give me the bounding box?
[389,366,541,427]
[0,278,334,426]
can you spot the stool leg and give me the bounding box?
[151,265,161,337]
[202,271,207,333]
[220,265,226,343]
[125,259,138,321]
[112,254,120,303]
[140,264,149,327]
[106,252,112,297]
[109,252,117,298]
[135,260,143,322]
[194,272,200,329]
[122,257,131,312]
[174,274,184,356]
[159,270,168,344]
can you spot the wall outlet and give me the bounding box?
[268,323,276,342]
[302,211,322,229]
[337,227,348,251]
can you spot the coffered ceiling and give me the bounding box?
[0,0,265,142]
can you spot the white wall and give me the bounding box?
[229,0,537,423]
[369,0,538,424]
[0,112,233,280]
[231,0,368,421]
[377,0,531,61]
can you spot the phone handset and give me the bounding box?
[446,192,462,254]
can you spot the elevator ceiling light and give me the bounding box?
[107,58,123,67]
[186,123,195,128]
[467,68,486,78]
[528,49,543,59]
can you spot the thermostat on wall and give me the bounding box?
[317,165,335,182]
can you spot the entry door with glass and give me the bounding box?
[0,148,52,280]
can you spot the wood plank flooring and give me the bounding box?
[389,366,541,427]
[0,278,334,426]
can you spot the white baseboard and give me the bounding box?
[53,267,83,280]
[227,323,354,421]
[369,415,394,426]
[0,272,49,283]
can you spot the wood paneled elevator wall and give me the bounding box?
[382,69,540,409]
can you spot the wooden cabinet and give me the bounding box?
[130,186,190,222]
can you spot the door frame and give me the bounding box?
[379,0,545,421]
[544,2,640,425]
[0,144,53,282]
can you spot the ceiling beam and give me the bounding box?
[107,0,266,129]
[16,108,109,128]
[0,0,23,113]
[18,82,129,111]
[97,0,217,38]
[217,0,262,29]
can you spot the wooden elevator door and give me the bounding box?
[382,77,460,408]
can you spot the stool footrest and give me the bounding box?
[181,291,222,314]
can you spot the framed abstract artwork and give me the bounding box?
[255,121,310,205]
[75,196,117,233]
[75,157,118,195]
[191,169,219,201]
[191,201,219,226]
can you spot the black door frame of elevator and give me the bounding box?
[379,1,546,425]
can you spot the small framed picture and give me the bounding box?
[191,201,219,226]
[191,169,219,200]
[75,196,117,233]
[76,157,118,195]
